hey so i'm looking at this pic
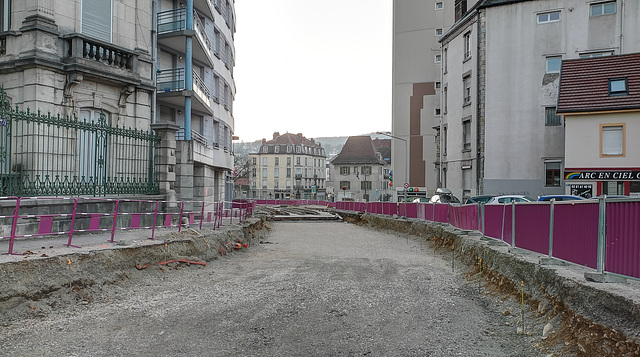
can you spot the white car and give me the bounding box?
[487,195,535,204]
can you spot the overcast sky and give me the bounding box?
[233,0,392,143]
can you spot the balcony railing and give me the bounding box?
[65,34,135,71]
[157,8,187,34]
[193,69,211,103]
[157,68,185,92]
[176,127,210,147]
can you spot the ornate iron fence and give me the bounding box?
[0,88,160,196]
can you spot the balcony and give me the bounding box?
[62,34,140,86]
[157,8,214,67]
[156,67,213,114]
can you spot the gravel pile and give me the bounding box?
[0,221,560,356]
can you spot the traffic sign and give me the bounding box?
[403,182,409,189]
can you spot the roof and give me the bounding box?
[330,136,385,165]
[557,53,640,114]
[255,132,325,156]
[372,138,391,163]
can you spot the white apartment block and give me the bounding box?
[438,0,640,201]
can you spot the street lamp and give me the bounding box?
[376,131,408,202]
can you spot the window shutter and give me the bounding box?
[82,0,112,42]
[602,127,623,155]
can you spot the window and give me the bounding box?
[545,161,561,187]
[435,81,441,89]
[274,146,279,153]
[579,51,613,58]
[546,56,562,73]
[462,167,472,199]
[435,28,443,36]
[262,179,267,189]
[443,125,448,156]
[463,76,471,105]
[82,0,112,42]
[537,11,560,24]
[435,2,443,10]
[296,146,301,153]
[463,32,471,59]
[443,86,448,113]
[462,118,471,151]
[274,157,279,166]
[590,2,616,17]
[286,168,291,177]
[262,157,267,166]
[361,181,372,190]
[362,166,372,175]
[435,108,441,116]
[252,157,256,165]
[296,157,301,165]
[287,157,291,166]
[601,124,624,156]
[340,181,350,190]
[262,168,267,178]
[274,179,279,189]
[435,54,442,63]
[286,180,291,188]
[340,166,350,175]
[262,146,268,153]
[545,107,562,126]
[274,168,279,178]
[0,0,10,31]
[603,181,625,195]
[609,78,628,96]
[251,168,256,177]
[287,145,292,153]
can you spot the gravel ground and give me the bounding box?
[0,221,549,357]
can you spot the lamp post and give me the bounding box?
[376,131,408,202]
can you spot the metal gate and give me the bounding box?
[0,88,160,196]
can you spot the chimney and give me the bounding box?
[262,138,266,144]
[273,132,279,139]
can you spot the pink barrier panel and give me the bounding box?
[397,203,406,217]
[38,216,54,235]
[433,204,449,223]
[484,204,511,243]
[450,205,479,231]
[552,201,598,269]
[130,214,142,229]
[405,203,418,218]
[382,203,397,216]
[605,201,640,278]
[416,203,426,220]
[513,204,549,254]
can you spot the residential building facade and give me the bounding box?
[557,53,640,197]
[438,0,640,201]
[392,0,455,198]
[0,0,236,202]
[248,132,327,200]
[156,0,236,203]
[329,136,390,202]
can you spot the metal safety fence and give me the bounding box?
[0,197,255,255]
[255,198,640,281]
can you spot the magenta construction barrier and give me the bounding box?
[484,204,509,242]
[513,204,550,254]
[433,204,449,223]
[605,201,640,279]
[450,205,479,231]
[552,201,599,269]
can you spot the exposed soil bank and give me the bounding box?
[0,218,270,324]
[346,212,640,357]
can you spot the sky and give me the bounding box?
[233,0,392,143]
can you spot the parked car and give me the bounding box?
[412,197,430,203]
[465,195,496,204]
[486,195,535,204]
[537,195,585,202]
[429,188,461,204]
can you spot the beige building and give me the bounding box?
[249,133,327,200]
[0,0,236,201]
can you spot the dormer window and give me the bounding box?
[262,146,268,153]
[609,78,628,96]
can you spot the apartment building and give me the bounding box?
[156,0,236,203]
[438,0,640,201]
[392,0,455,199]
[0,0,237,201]
[248,132,327,200]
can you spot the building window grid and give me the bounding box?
[545,161,561,187]
[537,11,561,24]
[462,119,471,151]
[601,124,624,157]
[463,76,471,105]
[590,2,616,17]
[546,56,562,73]
[463,32,471,59]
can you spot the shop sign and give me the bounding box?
[565,170,640,181]
[570,184,593,198]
